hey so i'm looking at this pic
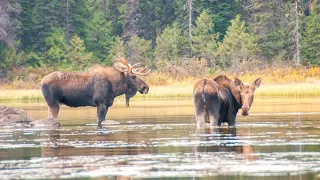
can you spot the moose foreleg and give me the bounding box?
[97,104,108,126]
[125,97,130,107]
[48,104,60,118]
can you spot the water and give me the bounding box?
[0,98,320,179]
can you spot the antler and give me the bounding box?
[132,66,151,76]
[114,57,151,75]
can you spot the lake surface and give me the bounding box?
[0,98,320,179]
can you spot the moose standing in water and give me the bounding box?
[193,75,261,128]
[40,57,150,126]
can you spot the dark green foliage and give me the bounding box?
[193,0,239,39]
[1,0,319,72]
[302,1,320,65]
[191,11,218,67]
[86,9,114,65]
[154,23,189,66]
[105,0,126,37]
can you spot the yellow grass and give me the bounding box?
[145,67,320,86]
[1,83,320,102]
[1,67,320,101]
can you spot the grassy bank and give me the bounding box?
[1,67,320,101]
[1,83,320,102]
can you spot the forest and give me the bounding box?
[0,0,320,86]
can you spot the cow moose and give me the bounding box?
[40,57,150,126]
[193,75,261,128]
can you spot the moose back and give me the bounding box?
[193,75,261,127]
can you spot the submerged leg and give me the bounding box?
[208,112,219,127]
[97,104,108,126]
[195,111,206,128]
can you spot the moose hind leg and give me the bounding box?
[208,111,219,127]
[97,104,108,125]
[195,108,206,128]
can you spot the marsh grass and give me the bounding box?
[1,67,320,101]
[1,84,320,102]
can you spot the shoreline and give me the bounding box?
[1,83,320,102]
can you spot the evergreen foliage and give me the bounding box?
[191,11,219,67]
[66,34,93,69]
[154,23,189,66]
[0,0,319,72]
[217,15,258,69]
[302,1,320,65]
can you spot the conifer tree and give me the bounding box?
[192,11,218,67]
[217,15,258,69]
[126,35,153,67]
[154,23,189,66]
[302,1,320,65]
[66,34,93,69]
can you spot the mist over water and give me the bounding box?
[0,98,320,179]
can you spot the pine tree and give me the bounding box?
[122,0,140,44]
[302,1,320,65]
[126,35,153,67]
[87,9,114,64]
[66,34,93,69]
[192,11,219,67]
[217,15,258,69]
[70,0,92,43]
[154,23,189,66]
[43,28,67,67]
[107,36,126,64]
[241,0,287,62]
[105,0,126,37]
[193,0,238,40]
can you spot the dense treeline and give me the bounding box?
[0,0,320,78]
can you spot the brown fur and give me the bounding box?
[41,64,149,126]
[193,75,261,127]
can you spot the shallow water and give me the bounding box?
[0,98,320,179]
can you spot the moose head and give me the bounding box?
[234,77,262,117]
[114,57,150,94]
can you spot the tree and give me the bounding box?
[43,28,67,67]
[70,0,92,43]
[0,0,20,48]
[192,11,219,67]
[87,9,114,64]
[154,23,189,67]
[240,0,288,62]
[66,34,93,69]
[302,1,320,65]
[122,0,140,44]
[126,35,153,67]
[105,0,126,37]
[107,36,126,64]
[0,42,27,77]
[193,0,238,40]
[217,15,258,69]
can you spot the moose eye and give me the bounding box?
[131,75,136,80]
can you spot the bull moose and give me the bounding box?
[40,57,150,126]
[193,75,261,128]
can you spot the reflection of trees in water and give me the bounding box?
[194,127,256,160]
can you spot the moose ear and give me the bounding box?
[234,78,243,88]
[252,78,262,90]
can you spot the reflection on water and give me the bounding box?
[0,98,320,179]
